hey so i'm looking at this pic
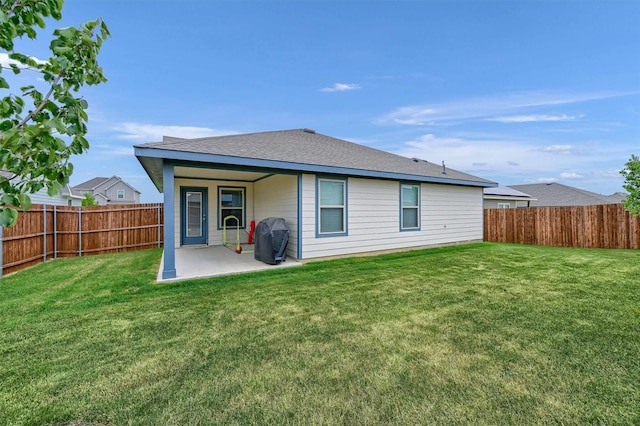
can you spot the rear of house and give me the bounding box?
[135,129,496,279]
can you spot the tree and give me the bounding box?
[81,192,96,206]
[621,154,640,216]
[0,0,109,227]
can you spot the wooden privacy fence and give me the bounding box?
[484,204,640,249]
[1,203,164,277]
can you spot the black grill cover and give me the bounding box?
[254,217,289,265]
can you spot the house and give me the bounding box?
[507,183,627,207]
[0,170,83,206]
[72,176,141,205]
[134,128,497,280]
[483,186,536,208]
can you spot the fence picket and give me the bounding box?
[1,203,164,276]
[484,204,640,249]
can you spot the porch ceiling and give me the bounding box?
[174,166,271,182]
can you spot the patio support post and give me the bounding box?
[162,163,177,279]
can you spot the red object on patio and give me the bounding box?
[248,220,256,244]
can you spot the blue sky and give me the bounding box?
[5,0,640,202]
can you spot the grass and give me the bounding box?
[0,243,638,425]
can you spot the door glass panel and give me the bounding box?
[186,191,202,237]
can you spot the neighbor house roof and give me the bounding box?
[483,186,534,199]
[72,176,141,194]
[507,183,625,207]
[0,170,15,179]
[605,192,628,203]
[135,129,497,191]
[73,176,111,190]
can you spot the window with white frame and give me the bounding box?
[401,183,420,230]
[497,202,511,209]
[318,178,346,235]
[219,187,245,228]
[116,189,125,199]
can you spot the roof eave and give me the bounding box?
[135,146,498,190]
[484,195,537,201]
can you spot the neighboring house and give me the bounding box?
[483,186,536,209]
[72,176,141,205]
[507,183,627,207]
[0,170,83,206]
[135,128,497,279]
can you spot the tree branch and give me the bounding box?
[5,0,21,19]
[17,71,63,128]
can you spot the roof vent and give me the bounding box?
[302,128,316,134]
[442,161,447,175]
[412,157,419,162]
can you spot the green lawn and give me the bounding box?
[0,243,638,425]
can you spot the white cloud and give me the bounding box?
[392,133,608,180]
[376,90,630,126]
[116,122,236,141]
[487,114,582,123]
[92,144,134,156]
[533,177,560,183]
[595,170,623,179]
[540,145,580,155]
[0,52,47,69]
[559,172,584,179]
[320,83,361,92]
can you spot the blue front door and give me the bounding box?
[181,187,208,245]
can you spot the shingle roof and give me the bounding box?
[605,192,628,203]
[135,129,496,189]
[507,183,623,207]
[73,177,111,190]
[483,186,533,198]
[0,169,16,179]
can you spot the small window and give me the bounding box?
[317,177,347,235]
[497,203,511,209]
[401,183,420,230]
[117,189,125,199]
[219,187,245,228]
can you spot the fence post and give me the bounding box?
[157,204,161,248]
[43,204,47,263]
[79,206,82,256]
[53,205,57,259]
[0,226,3,279]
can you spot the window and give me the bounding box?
[401,183,420,230]
[219,187,245,228]
[317,177,347,235]
[116,189,125,199]
[497,203,511,209]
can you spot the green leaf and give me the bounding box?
[17,194,32,211]
[0,208,19,228]
[0,77,8,89]
[47,181,62,197]
[1,194,18,207]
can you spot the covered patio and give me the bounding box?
[156,245,301,283]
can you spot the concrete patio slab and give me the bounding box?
[156,245,301,283]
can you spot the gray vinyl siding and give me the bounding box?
[254,174,298,260]
[29,188,81,206]
[301,175,483,259]
[103,181,140,204]
[484,199,530,209]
